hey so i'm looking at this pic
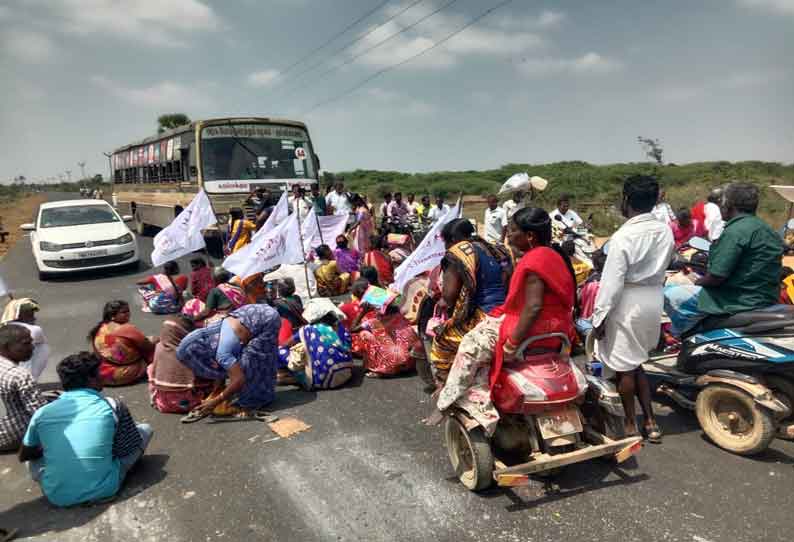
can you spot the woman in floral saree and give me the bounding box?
[89,300,156,386]
[278,299,353,390]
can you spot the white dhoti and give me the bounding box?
[595,284,662,373]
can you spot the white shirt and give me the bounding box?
[407,201,420,216]
[325,190,351,216]
[704,202,724,241]
[651,202,676,225]
[592,213,676,328]
[288,195,311,222]
[503,199,525,220]
[427,204,451,222]
[15,322,50,382]
[550,208,584,229]
[483,207,507,244]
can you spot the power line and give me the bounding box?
[272,0,427,93]
[278,0,458,98]
[302,0,515,115]
[277,0,392,78]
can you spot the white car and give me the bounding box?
[21,200,139,279]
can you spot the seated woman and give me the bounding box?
[273,278,305,329]
[436,208,578,434]
[333,235,361,277]
[350,291,422,378]
[188,257,215,303]
[278,298,354,390]
[148,316,213,413]
[430,218,511,387]
[362,234,394,286]
[339,278,369,330]
[359,266,381,287]
[314,244,351,297]
[89,300,156,386]
[671,208,705,248]
[136,261,188,314]
[183,269,247,325]
[177,297,282,419]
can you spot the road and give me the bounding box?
[1,193,793,542]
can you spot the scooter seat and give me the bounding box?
[697,304,794,334]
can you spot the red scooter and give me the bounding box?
[444,333,643,491]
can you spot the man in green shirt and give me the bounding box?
[696,182,782,316]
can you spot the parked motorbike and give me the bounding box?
[443,333,642,492]
[552,214,598,266]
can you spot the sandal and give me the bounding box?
[208,410,279,423]
[180,409,209,424]
[643,422,663,444]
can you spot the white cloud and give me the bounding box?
[654,70,785,103]
[1,29,56,63]
[518,52,622,77]
[365,87,437,116]
[32,0,220,47]
[248,69,281,88]
[496,9,567,30]
[737,0,794,15]
[719,70,784,89]
[91,76,212,110]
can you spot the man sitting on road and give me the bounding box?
[550,194,584,230]
[664,183,783,335]
[0,324,46,453]
[19,352,153,507]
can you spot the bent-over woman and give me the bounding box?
[90,300,156,386]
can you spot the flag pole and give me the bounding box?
[292,185,313,299]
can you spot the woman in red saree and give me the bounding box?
[350,293,422,377]
[362,234,394,286]
[89,300,156,386]
[436,207,577,434]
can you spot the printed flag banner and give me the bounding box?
[393,199,461,292]
[223,211,298,278]
[151,190,217,267]
[252,191,289,240]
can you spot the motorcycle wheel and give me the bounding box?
[765,376,794,439]
[695,384,776,456]
[444,417,494,491]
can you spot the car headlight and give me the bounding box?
[115,233,134,245]
[40,241,61,252]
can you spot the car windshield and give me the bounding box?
[40,205,120,228]
[201,124,315,183]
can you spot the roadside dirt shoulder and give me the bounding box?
[0,194,47,261]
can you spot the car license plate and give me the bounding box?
[79,250,107,258]
[537,407,583,439]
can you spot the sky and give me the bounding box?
[0,0,792,183]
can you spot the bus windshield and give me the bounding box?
[201,123,315,191]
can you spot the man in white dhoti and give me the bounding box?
[592,175,675,442]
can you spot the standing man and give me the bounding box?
[19,352,153,507]
[592,175,675,442]
[387,192,410,225]
[502,191,526,220]
[416,195,430,224]
[310,183,327,216]
[704,187,724,241]
[0,324,45,452]
[406,193,420,217]
[325,180,352,219]
[288,184,311,222]
[483,194,507,244]
[379,193,392,221]
[427,194,451,224]
[550,194,584,230]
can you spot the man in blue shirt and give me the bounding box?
[19,352,153,507]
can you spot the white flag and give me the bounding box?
[301,210,348,253]
[252,191,289,240]
[223,211,297,278]
[151,190,217,267]
[393,200,461,293]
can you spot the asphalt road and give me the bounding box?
[2,193,793,541]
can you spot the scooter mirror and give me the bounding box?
[689,236,711,252]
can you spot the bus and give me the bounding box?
[109,117,321,247]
